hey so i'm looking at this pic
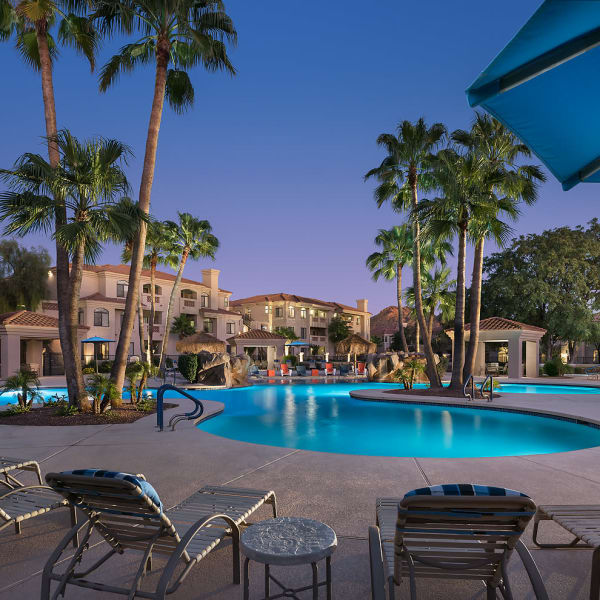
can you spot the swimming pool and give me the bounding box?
[193,383,600,458]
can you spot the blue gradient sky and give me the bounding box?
[1,0,597,315]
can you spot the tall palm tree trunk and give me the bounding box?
[463,237,485,381]
[137,295,147,363]
[415,320,420,353]
[428,310,434,341]
[111,42,169,394]
[36,24,82,405]
[410,173,441,387]
[67,239,88,407]
[396,264,409,353]
[450,223,468,390]
[158,250,188,369]
[149,257,157,361]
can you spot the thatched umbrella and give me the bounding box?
[335,334,376,370]
[176,332,226,354]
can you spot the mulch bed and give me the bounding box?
[0,403,177,426]
[384,388,502,399]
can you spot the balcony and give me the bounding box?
[144,324,165,337]
[310,335,326,343]
[179,298,196,312]
[141,295,163,309]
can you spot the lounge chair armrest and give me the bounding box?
[515,540,549,600]
[0,484,61,501]
[135,473,147,481]
[369,525,387,600]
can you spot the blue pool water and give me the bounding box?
[194,383,600,457]
[3,383,600,457]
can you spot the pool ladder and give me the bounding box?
[156,384,205,431]
[463,375,494,402]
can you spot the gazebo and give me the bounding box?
[175,332,226,354]
[227,329,286,369]
[335,333,376,356]
[445,317,546,379]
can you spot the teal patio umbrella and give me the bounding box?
[466,0,600,190]
[81,336,113,373]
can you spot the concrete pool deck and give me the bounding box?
[2,380,600,598]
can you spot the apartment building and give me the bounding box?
[42,265,243,364]
[230,293,370,353]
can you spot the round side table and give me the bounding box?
[241,516,337,600]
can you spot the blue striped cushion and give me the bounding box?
[404,484,529,498]
[60,469,162,511]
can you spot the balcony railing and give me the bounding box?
[179,298,196,312]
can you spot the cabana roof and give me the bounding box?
[175,332,226,354]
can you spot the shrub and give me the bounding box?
[0,404,31,417]
[436,356,449,378]
[98,360,113,373]
[543,356,569,377]
[165,357,174,369]
[55,403,79,416]
[178,354,198,382]
[82,367,95,374]
[281,354,298,367]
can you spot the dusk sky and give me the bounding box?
[1,0,597,316]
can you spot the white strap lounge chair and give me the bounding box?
[369,484,548,600]
[42,470,277,599]
[0,456,76,536]
[533,504,600,599]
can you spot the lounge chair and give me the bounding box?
[248,364,260,377]
[43,470,277,599]
[533,504,600,599]
[280,364,291,377]
[0,456,76,537]
[356,362,366,376]
[339,364,350,376]
[369,484,548,600]
[324,363,336,376]
[296,365,307,376]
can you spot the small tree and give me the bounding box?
[171,314,196,339]
[371,335,383,349]
[125,361,158,404]
[1,369,40,408]
[328,316,351,346]
[178,354,198,383]
[86,374,119,414]
[274,326,298,342]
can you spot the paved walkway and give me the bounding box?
[2,380,600,598]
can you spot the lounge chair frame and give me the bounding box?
[370,495,548,600]
[42,473,277,599]
[533,504,600,599]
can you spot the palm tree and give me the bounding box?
[406,267,456,341]
[0,130,141,408]
[416,149,509,390]
[1,368,40,408]
[452,114,545,380]
[1,0,97,408]
[365,118,447,387]
[366,225,413,353]
[86,373,118,414]
[157,213,218,368]
[93,0,236,394]
[171,314,196,339]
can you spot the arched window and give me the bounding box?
[116,280,128,298]
[180,289,197,299]
[142,284,162,296]
[93,308,109,327]
[142,283,151,294]
[154,285,162,296]
[201,293,209,308]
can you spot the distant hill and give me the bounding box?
[370,306,413,337]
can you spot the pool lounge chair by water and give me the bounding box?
[296,365,307,376]
[43,471,277,599]
[280,364,291,377]
[369,484,548,600]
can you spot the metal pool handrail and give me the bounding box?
[156,384,204,432]
[463,374,475,400]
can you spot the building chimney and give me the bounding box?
[202,269,220,309]
[356,299,368,313]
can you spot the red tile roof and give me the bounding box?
[230,293,369,314]
[41,301,59,311]
[227,329,287,342]
[0,310,87,329]
[80,293,126,304]
[464,317,546,333]
[51,264,232,293]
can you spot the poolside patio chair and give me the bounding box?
[338,364,350,376]
[369,484,548,600]
[533,504,600,599]
[324,363,336,376]
[0,457,76,538]
[357,362,366,376]
[280,364,291,377]
[43,470,277,599]
[248,364,260,377]
[296,365,307,376]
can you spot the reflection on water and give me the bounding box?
[441,410,453,449]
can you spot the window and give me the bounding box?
[142,283,151,294]
[310,309,316,317]
[94,308,109,327]
[300,327,307,339]
[224,297,229,308]
[203,318,213,333]
[226,322,235,334]
[264,305,272,314]
[356,316,361,325]
[181,289,197,299]
[275,307,283,317]
[300,307,307,319]
[116,280,128,298]
[142,284,161,296]
[201,293,209,308]
[288,306,295,318]
[318,310,325,318]
[153,312,162,325]
[78,309,84,325]
[261,324,268,331]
